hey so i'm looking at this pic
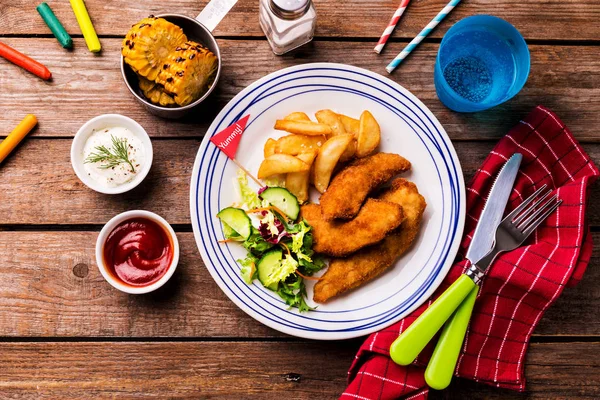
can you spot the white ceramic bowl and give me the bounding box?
[71,114,153,194]
[96,210,179,294]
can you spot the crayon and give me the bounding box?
[37,2,73,49]
[69,0,101,52]
[0,41,52,80]
[0,115,38,164]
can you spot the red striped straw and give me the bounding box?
[374,0,412,54]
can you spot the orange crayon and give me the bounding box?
[0,115,38,164]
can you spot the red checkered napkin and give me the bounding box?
[341,106,599,400]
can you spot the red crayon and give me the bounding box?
[0,41,52,80]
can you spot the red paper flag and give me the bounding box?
[210,114,250,159]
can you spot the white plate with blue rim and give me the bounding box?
[190,63,465,340]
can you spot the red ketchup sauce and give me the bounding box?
[103,217,174,287]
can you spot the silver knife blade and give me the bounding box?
[466,153,523,264]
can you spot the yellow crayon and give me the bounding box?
[69,0,101,52]
[0,114,37,164]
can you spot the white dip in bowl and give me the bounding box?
[83,126,145,187]
[71,114,153,194]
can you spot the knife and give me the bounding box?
[389,153,523,370]
[423,153,523,389]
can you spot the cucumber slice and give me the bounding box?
[260,187,300,220]
[222,221,241,239]
[217,207,252,240]
[257,248,282,291]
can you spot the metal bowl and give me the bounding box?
[120,14,222,119]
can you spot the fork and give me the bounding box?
[423,184,562,389]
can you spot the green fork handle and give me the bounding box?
[424,286,479,390]
[390,274,477,366]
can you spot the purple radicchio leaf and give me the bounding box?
[258,217,289,244]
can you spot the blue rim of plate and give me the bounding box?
[190,63,465,340]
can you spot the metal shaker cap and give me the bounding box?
[270,0,310,20]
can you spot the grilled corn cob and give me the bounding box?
[122,17,187,81]
[156,41,218,106]
[138,76,176,107]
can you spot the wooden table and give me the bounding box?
[1,1,599,398]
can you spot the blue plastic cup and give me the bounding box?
[434,15,530,113]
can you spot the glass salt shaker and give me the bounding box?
[259,0,316,55]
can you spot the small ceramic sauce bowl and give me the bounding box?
[96,210,180,294]
[71,114,153,194]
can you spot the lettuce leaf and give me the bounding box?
[237,254,258,284]
[290,220,312,260]
[236,170,262,209]
[243,227,275,256]
[276,274,313,312]
[263,253,297,287]
[299,255,326,276]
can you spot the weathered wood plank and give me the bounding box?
[1,39,600,142]
[0,230,597,338]
[0,341,354,399]
[1,0,599,41]
[1,140,599,226]
[0,341,597,399]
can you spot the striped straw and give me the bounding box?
[386,0,462,73]
[374,0,411,54]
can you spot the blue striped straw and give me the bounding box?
[386,0,462,73]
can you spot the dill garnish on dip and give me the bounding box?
[83,126,144,188]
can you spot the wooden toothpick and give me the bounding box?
[231,158,262,187]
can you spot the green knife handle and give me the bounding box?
[424,286,479,390]
[390,274,476,366]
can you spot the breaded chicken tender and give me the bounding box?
[313,178,426,303]
[301,199,404,257]
[319,153,411,220]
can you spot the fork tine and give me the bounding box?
[521,197,562,237]
[513,189,552,226]
[517,193,558,231]
[504,184,548,222]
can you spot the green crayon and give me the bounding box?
[36,2,73,49]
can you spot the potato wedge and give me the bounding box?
[313,134,354,193]
[264,138,277,158]
[356,110,381,158]
[316,110,355,161]
[258,154,310,179]
[274,120,332,136]
[275,134,324,155]
[335,113,360,161]
[284,112,311,122]
[337,114,360,136]
[285,151,317,203]
[315,109,346,136]
[339,139,357,162]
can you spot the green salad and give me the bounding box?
[216,171,326,311]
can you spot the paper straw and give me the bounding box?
[37,2,73,49]
[374,0,411,54]
[0,115,37,164]
[386,0,461,73]
[70,0,101,52]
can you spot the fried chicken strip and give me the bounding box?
[313,178,426,303]
[301,199,404,257]
[319,153,411,220]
